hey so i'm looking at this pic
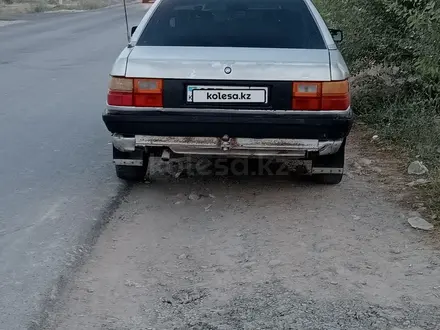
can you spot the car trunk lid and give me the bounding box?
[126,46,331,110]
[126,46,331,81]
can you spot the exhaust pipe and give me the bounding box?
[161,149,171,161]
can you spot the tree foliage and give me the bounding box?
[313,0,440,172]
[315,0,440,87]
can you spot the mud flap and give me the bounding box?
[113,146,147,167]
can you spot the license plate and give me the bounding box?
[187,85,268,103]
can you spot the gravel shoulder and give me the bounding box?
[47,132,440,330]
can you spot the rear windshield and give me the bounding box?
[137,0,326,49]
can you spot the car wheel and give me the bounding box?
[312,139,346,185]
[115,164,148,181]
[312,172,343,185]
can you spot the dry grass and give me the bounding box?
[349,68,440,222]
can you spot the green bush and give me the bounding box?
[313,0,440,214]
[313,0,440,161]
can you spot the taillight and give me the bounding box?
[322,80,350,110]
[292,82,321,110]
[292,80,350,111]
[107,77,133,107]
[134,78,163,107]
[107,76,163,107]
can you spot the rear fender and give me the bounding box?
[329,49,350,81]
[110,47,135,77]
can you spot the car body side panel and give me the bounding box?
[110,47,133,77]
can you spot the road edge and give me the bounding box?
[28,183,133,330]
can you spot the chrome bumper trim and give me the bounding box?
[106,106,352,116]
[110,135,343,157]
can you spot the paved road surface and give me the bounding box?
[0,5,146,329]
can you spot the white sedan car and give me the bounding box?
[103,0,353,184]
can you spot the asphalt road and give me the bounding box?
[0,5,146,329]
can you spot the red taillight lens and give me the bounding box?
[292,80,350,111]
[107,76,163,107]
[107,91,133,106]
[134,94,163,107]
[292,82,322,110]
[107,77,133,106]
[133,79,163,107]
[322,80,350,110]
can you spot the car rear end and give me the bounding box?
[103,0,353,183]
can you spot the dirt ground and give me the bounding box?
[46,130,440,330]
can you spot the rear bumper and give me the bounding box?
[102,107,354,140]
[113,135,344,158]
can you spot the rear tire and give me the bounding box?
[312,139,346,185]
[115,164,148,182]
[312,172,343,185]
